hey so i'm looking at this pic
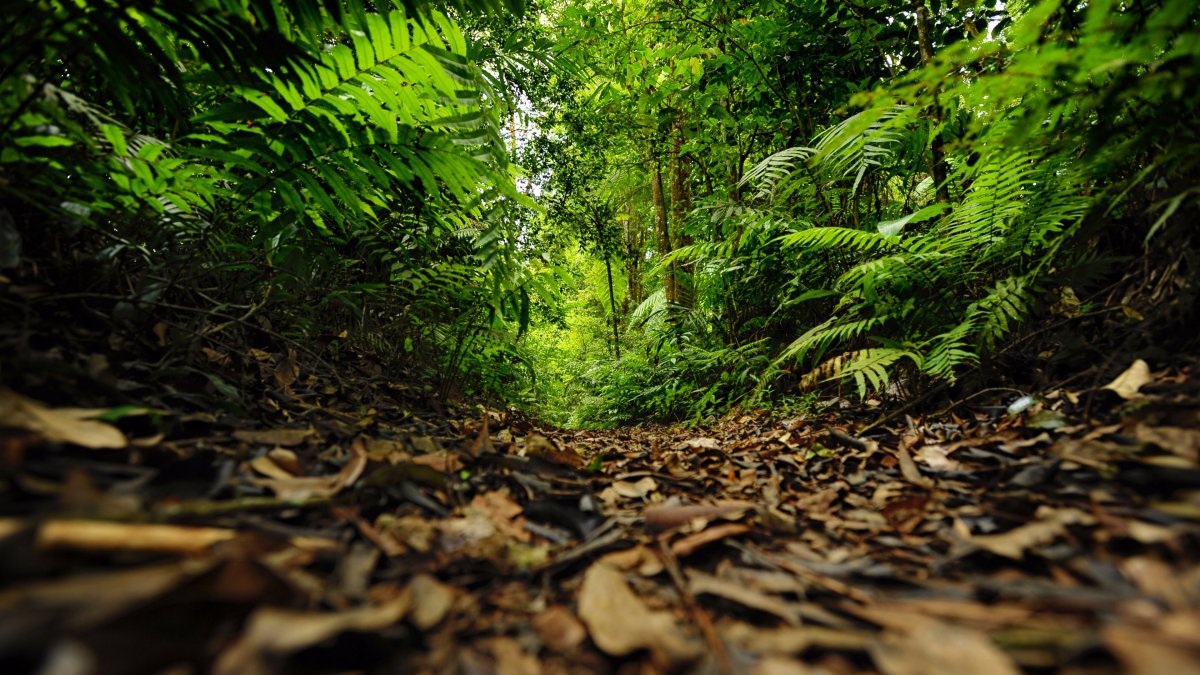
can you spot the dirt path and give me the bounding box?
[2,360,1200,673]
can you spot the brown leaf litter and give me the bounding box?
[2,359,1200,673]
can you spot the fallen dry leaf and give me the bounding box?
[670,522,751,556]
[688,570,801,625]
[233,427,313,447]
[37,520,238,556]
[1103,359,1153,399]
[35,519,337,556]
[250,443,366,500]
[870,617,1021,675]
[576,562,700,667]
[479,635,542,675]
[969,507,1095,559]
[612,476,657,499]
[214,592,412,675]
[1103,624,1200,675]
[409,573,456,630]
[0,389,126,449]
[0,560,198,629]
[472,490,531,543]
[532,605,587,653]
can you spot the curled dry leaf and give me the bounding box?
[576,562,700,668]
[247,455,295,480]
[600,545,665,576]
[214,591,412,675]
[1103,359,1153,400]
[970,507,1095,559]
[250,443,366,501]
[611,476,658,499]
[409,573,456,630]
[34,519,337,557]
[672,437,721,450]
[0,389,126,449]
[37,520,238,556]
[670,522,751,557]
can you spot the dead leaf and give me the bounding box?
[688,571,801,625]
[577,562,700,667]
[37,520,238,556]
[914,445,965,472]
[897,446,932,488]
[247,455,295,480]
[612,476,657,499]
[0,561,197,629]
[411,452,463,473]
[0,389,126,449]
[1104,624,1200,675]
[670,522,751,556]
[871,617,1021,675]
[673,437,721,450]
[600,545,665,576]
[479,636,541,675]
[233,427,313,447]
[267,448,301,474]
[969,507,1095,559]
[409,573,456,630]
[273,349,299,388]
[725,622,873,655]
[213,592,411,675]
[752,656,825,675]
[533,605,587,653]
[1135,424,1200,461]
[1103,359,1153,399]
[250,443,366,501]
[472,491,531,543]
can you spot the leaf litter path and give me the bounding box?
[2,360,1200,674]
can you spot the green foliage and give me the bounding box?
[524,0,1200,422]
[8,0,1196,424]
[2,0,542,400]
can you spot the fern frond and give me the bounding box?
[777,227,899,253]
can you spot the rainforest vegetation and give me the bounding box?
[2,0,1197,422]
[5,3,1200,673]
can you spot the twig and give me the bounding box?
[656,536,735,675]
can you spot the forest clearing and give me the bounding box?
[1,0,1199,673]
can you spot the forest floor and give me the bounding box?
[3,339,1200,674]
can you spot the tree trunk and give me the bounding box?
[622,204,643,313]
[604,254,620,359]
[669,122,694,309]
[649,144,675,304]
[912,0,951,204]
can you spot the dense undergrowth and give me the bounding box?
[2,0,1198,429]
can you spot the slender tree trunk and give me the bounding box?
[670,121,694,309]
[604,254,620,359]
[649,144,675,304]
[912,0,951,204]
[623,204,643,313]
